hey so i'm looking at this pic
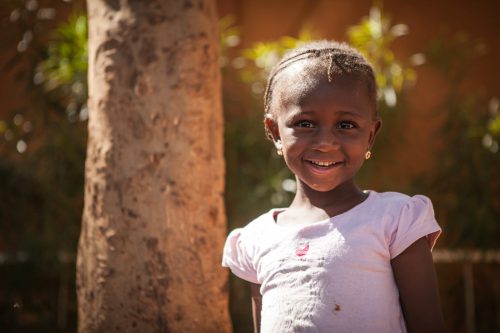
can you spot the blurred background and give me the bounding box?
[0,0,499,332]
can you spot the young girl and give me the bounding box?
[222,40,446,333]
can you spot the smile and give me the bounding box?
[305,160,344,168]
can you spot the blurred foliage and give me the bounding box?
[0,3,86,246]
[487,100,500,138]
[36,13,88,121]
[1,4,86,256]
[347,6,419,107]
[240,29,315,91]
[219,15,241,69]
[0,1,84,331]
[421,33,499,248]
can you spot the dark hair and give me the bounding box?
[263,40,377,140]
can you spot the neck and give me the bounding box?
[290,177,366,213]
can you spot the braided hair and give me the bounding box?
[263,40,377,140]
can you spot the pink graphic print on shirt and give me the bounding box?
[295,243,310,256]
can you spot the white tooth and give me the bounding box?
[315,161,333,166]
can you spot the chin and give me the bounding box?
[309,183,338,192]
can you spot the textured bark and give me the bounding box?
[76,1,231,332]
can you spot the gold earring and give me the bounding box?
[275,140,283,156]
[365,150,372,160]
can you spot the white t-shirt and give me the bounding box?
[222,191,441,333]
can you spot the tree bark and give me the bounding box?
[76,1,231,332]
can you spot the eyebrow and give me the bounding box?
[289,109,364,118]
[336,110,363,118]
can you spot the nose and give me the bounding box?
[311,126,340,152]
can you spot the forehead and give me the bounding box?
[272,61,375,114]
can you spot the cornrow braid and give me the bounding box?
[263,41,377,140]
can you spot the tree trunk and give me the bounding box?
[76,1,231,332]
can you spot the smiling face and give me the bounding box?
[266,63,381,193]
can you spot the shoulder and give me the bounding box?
[242,209,277,231]
[223,210,278,283]
[227,209,276,240]
[369,191,434,215]
[371,190,410,205]
[370,191,441,257]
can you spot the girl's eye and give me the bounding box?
[336,121,356,129]
[295,120,315,128]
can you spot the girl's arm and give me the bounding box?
[391,236,447,333]
[250,283,262,333]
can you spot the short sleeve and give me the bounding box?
[222,228,259,284]
[389,195,442,259]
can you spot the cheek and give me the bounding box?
[343,132,371,148]
[344,138,367,150]
[280,134,303,165]
[279,128,301,148]
[346,142,369,167]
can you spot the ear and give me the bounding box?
[264,115,282,149]
[368,119,382,148]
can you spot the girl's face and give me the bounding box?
[266,71,381,193]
